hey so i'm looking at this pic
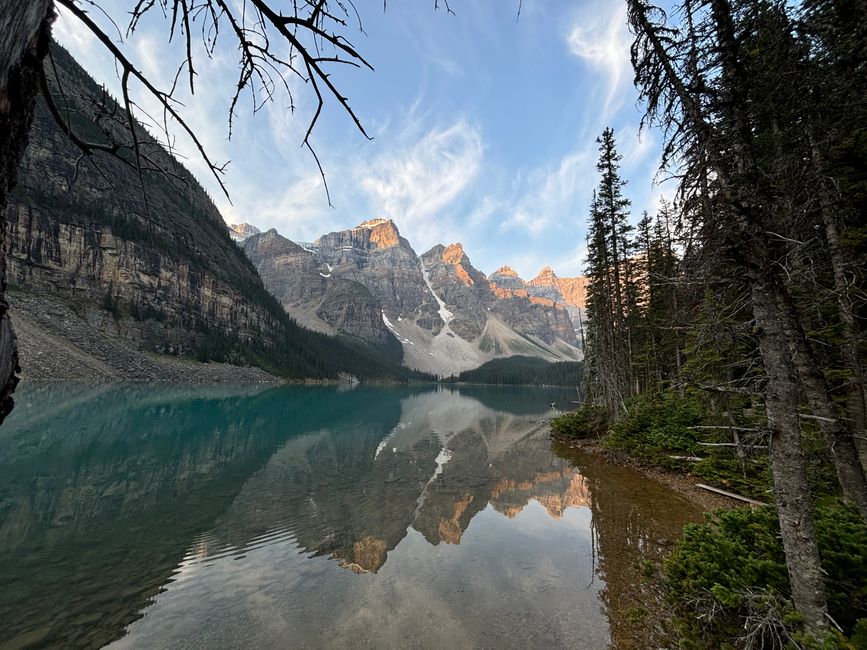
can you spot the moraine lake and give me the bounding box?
[0,383,702,649]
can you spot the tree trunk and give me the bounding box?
[0,0,54,422]
[752,277,828,633]
[776,285,867,518]
[808,127,867,475]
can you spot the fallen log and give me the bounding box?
[695,483,767,506]
[688,425,762,432]
[696,442,767,449]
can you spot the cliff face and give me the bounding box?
[422,245,576,346]
[7,210,278,354]
[528,267,587,337]
[314,218,439,323]
[242,230,326,306]
[421,243,491,341]
[528,266,588,310]
[315,279,388,344]
[5,45,283,359]
[488,266,524,291]
[228,223,261,242]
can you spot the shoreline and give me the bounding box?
[551,434,741,512]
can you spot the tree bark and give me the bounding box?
[776,285,867,518]
[752,277,828,632]
[704,1,830,624]
[0,0,54,422]
[808,127,867,474]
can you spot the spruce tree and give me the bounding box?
[585,130,638,414]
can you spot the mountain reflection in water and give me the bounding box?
[0,383,701,649]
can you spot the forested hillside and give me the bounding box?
[555,1,867,646]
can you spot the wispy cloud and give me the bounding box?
[567,1,632,123]
[357,120,483,251]
[52,2,664,282]
[501,144,595,237]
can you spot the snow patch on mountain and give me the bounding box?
[421,263,453,325]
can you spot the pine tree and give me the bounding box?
[584,191,617,413]
[584,129,640,415]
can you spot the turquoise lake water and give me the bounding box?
[0,382,700,649]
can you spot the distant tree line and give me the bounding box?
[444,356,582,387]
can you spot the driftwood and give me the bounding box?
[695,483,767,506]
[697,383,760,396]
[669,455,703,462]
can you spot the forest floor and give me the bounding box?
[10,291,278,383]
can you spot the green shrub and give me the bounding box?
[692,455,773,501]
[550,402,608,439]
[664,501,867,647]
[604,389,709,460]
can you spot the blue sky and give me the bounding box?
[54,0,668,280]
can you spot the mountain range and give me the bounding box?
[241,218,586,376]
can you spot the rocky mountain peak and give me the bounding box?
[242,219,582,375]
[243,229,303,256]
[492,265,520,279]
[489,266,526,295]
[530,266,558,286]
[440,243,478,286]
[356,218,391,229]
[355,218,400,248]
[442,243,466,263]
[228,222,261,242]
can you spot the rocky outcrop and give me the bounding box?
[241,219,583,375]
[242,220,582,356]
[488,266,525,292]
[4,44,422,382]
[490,293,576,345]
[422,244,577,346]
[527,267,587,337]
[490,265,587,340]
[315,279,389,344]
[553,277,588,310]
[529,266,588,310]
[421,244,491,341]
[243,229,326,304]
